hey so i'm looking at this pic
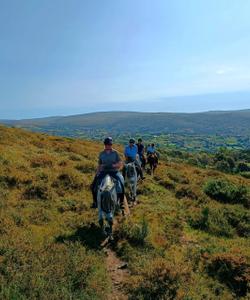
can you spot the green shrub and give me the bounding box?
[30,155,53,168]
[119,217,149,246]
[203,179,249,207]
[207,253,250,297]
[215,160,231,173]
[164,216,184,245]
[240,171,250,179]
[223,207,250,238]
[128,258,181,300]
[52,171,84,191]
[189,206,250,238]
[175,186,198,200]
[75,161,96,173]
[23,183,50,200]
[57,199,87,213]
[189,207,235,237]
[237,162,250,173]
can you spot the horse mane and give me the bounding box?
[100,175,115,192]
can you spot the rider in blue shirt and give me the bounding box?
[147,143,156,154]
[124,138,144,179]
[124,141,138,160]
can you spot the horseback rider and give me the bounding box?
[147,143,156,155]
[91,137,125,208]
[147,143,159,163]
[136,138,146,168]
[124,138,145,179]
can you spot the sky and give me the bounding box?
[1,0,250,119]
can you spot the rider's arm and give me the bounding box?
[97,155,103,173]
[112,160,123,170]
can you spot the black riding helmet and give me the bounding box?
[129,138,135,144]
[104,137,113,145]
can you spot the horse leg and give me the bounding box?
[106,213,114,240]
[133,179,137,205]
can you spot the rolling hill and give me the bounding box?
[0,125,249,299]
[1,109,250,136]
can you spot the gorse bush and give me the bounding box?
[175,186,198,200]
[128,258,181,300]
[52,170,84,192]
[119,217,149,246]
[203,178,249,207]
[23,183,50,200]
[189,207,235,237]
[189,206,250,238]
[207,253,250,297]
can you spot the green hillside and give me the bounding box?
[0,125,249,299]
[2,110,250,135]
[2,110,250,151]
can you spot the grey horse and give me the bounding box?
[97,174,118,240]
[124,161,138,204]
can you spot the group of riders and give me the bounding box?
[90,137,159,239]
[91,137,158,209]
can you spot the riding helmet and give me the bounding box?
[129,138,135,144]
[104,137,113,145]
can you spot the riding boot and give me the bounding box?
[90,177,98,208]
[90,189,97,208]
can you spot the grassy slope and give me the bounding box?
[0,125,249,299]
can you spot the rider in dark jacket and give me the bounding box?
[136,138,146,168]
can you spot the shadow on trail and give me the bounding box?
[55,223,105,250]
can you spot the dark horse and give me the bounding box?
[147,153,158,175]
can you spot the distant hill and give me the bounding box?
[1,109,250,136]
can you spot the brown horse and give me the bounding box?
[147,153,158,175]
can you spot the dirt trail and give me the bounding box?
[105,247,130,300]
[104,196,131,300]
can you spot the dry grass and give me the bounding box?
[0,125,249,299]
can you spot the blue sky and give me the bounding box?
[1,0,250,119]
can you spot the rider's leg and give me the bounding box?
[111,171,125,208]
[135,160,144,179]
[91,175,98,208]
[98,209,104,228]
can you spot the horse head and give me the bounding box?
[98,174,117,214]
[125,162,137,178]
